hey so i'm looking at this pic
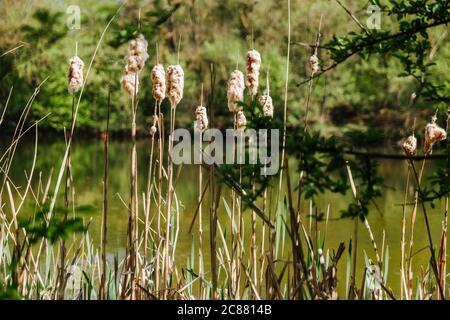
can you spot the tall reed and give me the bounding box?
[407,114,447,298]
[58,50,84,299]
[99,86,111,299]
[149,52,165,293]
[163,42,184,297]
[120,31,149,298]
[226,66,245,297]
[194,84,208,297]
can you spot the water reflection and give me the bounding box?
[2,137,446,296]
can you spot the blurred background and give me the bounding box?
[1,0,448,141]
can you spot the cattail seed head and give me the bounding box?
[259,90,274,118]
[127,55,145,73]
[424,115,447,155]
[151,64,166,102]
[309,54,319,75]
[227,70,245,112]
[195,105,208,131]
[127,34,149,72]
[246,50,261,96]
[120,66,139,96]
[68,56,84,94]
[129,35,148,57]
[120,35,148,96]
[236,110,247,130]
[166,64,184,107]
[402,135,417,156]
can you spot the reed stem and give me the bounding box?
[400,163,411,299]
[100,86,110,300]
[198,130,203,298]
[163,104,176,298]
[58,94,75,300]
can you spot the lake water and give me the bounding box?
[2,137,447,298]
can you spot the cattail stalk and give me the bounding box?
[57,95,74,300]
[236,110,246,298]
[303,16,322,132]
[400,163,411,299]
[257,73,272,290]
[250,172,257,290]
[128,81,138,299]
[120,31,148,299]
[99,86,110,300]
[143,104,158,290]
[163,58,184,297]
[208,63,218,298]
[163,105,175,298]
[155,101,164,296]
[272,0,290,298]
[438,108,449,299]
[408,115,446,298]
[441,104,450,298]
[195,84,207,298]
[407,156,445,298]
[346,164,383,298]
[198,129,204,298]
[406,158,425,298]
[401,133,416,299]
[230,113,237,298]
[148,55,165,292]
[226,57,245,297]
[59,50,84,300]
[226,68,244,298]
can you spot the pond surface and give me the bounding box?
[2,136,447,298]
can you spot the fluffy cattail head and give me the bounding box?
[127,34,149,72]
[150,125,157,136]
[227,70,245,112]
[120,35,148,96]
[120,66,139,96]
[259,90,273,118]
[424,115,447,155]
[236,110,247,130]
[166,64,184,107]
[245,50,261,96]
[195,105,208,131]
[309,54,319,75]
[127,55,145,73]
[151,64,166,102]
[128,35,148,56]
[402,135,417,156]
[68,56,84,94]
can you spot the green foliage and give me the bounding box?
[296,0,449,218]
[326,0,450,105]
[108,1,181,48]
[19,209,86,244]
[421,146,450,206]
[287,131,348,199]
[216,98,281,207]
[21,9,66,46]
[0,285,22,300]
[1,0,449,136]
[286,129,384,220]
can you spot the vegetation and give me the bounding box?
[1,0,448,138]
[0,0,449,300]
